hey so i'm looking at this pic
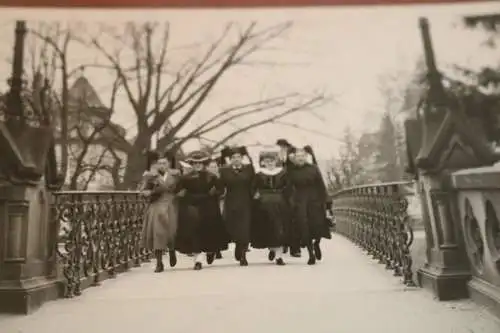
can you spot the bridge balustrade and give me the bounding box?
[53,191,151,298]
[331,181,416,286]
[451,166,500,305]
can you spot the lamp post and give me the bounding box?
[6,21,27,122]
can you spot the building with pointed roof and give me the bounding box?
[58,75,128,190]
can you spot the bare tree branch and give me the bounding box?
[211,94,328,150]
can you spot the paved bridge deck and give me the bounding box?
[1,234,499,333]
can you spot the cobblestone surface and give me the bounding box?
[1,234,499,333]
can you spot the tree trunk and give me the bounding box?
[121,138,150,190]
[69,174,78,190]
[121,151,142,190]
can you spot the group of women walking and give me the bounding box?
[139,139,332,272]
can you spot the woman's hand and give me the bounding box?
[142,190,152,198]
[253,192,260,200]
[176,189,186,197]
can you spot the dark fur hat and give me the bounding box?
[222,146,247,158]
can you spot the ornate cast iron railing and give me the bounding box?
[54,191,150,298]
[331,181,416,286]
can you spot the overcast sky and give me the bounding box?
[0,2,498,160]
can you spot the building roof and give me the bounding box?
[66,75,127,139]
[68,76,106,109]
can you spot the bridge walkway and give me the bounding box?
[1,234,499,333]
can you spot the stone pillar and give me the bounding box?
[0,182,60,314]
[416,174,473,300]
[405,18,500,301]
[0,21,63,314]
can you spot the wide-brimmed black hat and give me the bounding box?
[185,150,211,164]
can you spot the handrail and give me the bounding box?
[54,190,150,298]
[331,181,416,287]
[330,181,414,198]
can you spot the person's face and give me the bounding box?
[230,153,243,166]
[193,162,204,172]
[294,150,307,165]
[156,158,169,172]
[262,158,277,169]
[207,161,218,173]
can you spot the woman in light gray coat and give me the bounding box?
[140,151,181,273]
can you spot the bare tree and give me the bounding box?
[79,21,328,189]
[25,22,130,189]
[325,126,375,193]
[25,21,328,189]
[26,22,77,182]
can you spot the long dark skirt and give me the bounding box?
[251,193,291,249]
[292,197,332,247]
[175,198,229,254]
[223,195,253,244]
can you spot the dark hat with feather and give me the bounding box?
[185,150,211,165]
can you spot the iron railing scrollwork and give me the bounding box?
[54,191,151,298]
[331,182,416,286]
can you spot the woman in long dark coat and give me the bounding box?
[251,148,291,265]
[207,157,224,260]
[175,150,229,270]
[276,139,302,258]
[140,151,180,272]
[219,146,256,266]
[287,146,331,265]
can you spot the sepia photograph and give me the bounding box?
[1,1,500,332]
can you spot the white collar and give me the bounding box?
[258,167,283,176]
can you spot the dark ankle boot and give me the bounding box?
[240,250,248,266]
[155,262,164,272]
[307,245,316,265]
[169,250,177,267]
[235,244,242,261]
[268,250,276,261]
[216,251,222,259]
[313,240,322,260]
[290,245,301,257]
[194,262,202,270]
[276,258,286,266]
[207,252,215,265]
[154,250,164,272]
